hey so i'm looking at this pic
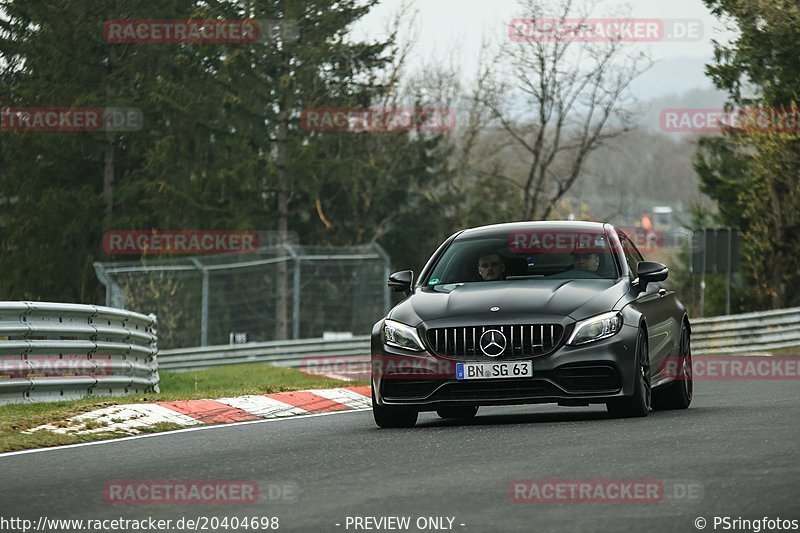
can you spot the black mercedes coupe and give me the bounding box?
[370,221,693,427]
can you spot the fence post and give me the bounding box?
[281,244,301,340]
[726,227,732,315]
[191,258,209,347]
[700,228,707,318]
[93,262,128,309]
[372,243,392,314]
[292,256,301,340]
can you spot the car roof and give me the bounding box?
[456,220,610,239]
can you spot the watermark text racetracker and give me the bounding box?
[103,479,298,505]
[660,107,800,133]
[104,480,258,504]
[104,19,299,43]
[300,108,456,132]
[0,356,111,378]
[662,356,800,381]
[0,108,142,132]
[508,18,703,42]
[103,230,259,255]
[507,227,694,254]
[510,479,703,503]
[305,356,456,380]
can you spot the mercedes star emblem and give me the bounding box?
[479,329,507,357]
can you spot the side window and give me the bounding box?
[629,237,645,264]
[618,233,643,278]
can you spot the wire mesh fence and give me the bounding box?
[94,243,390,350]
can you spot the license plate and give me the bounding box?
[456,361,532,380]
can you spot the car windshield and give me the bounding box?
[426,228,619,284]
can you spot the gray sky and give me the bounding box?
[352,0,736,101]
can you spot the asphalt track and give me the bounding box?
[2,379,799,533]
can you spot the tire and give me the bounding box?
[372,385,418,428]
[436,406,479,419]
[652,324,693,410]
[607,330,651,418]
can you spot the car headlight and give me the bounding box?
[382,319,425,351]
[567,311,623,345]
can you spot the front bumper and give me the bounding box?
[372,324,639,411]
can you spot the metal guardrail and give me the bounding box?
[158,336,371,371]
[691,306,800,355]
[0,301,158,404]
[159,307,800,372]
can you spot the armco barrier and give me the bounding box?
[691,306,800,355]
[157,307,800,372]
[158,336,371,371]
[0,301,158,404]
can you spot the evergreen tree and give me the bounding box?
[695,0,800,309]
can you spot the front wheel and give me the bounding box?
[607,330,651,418]
[372,385,418,428]
[652,324,693,410]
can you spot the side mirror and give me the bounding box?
[636,261,668,289]
[388,270,414,294]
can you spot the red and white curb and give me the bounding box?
[25,386,371,436]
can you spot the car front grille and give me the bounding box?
[425,324,563,360]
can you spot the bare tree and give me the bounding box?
[401,39,522,228]
[483,0,651,220]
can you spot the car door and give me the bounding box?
[618,232,679,376]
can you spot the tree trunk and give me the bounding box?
[103,129,114,227]
[103,45,117,229]
[274,102,290,340]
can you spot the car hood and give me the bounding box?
[388,279,629,326]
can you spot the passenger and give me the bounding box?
[574,252,600,272]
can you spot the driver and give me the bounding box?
[478,253,506,281]
[573,252,600,272]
